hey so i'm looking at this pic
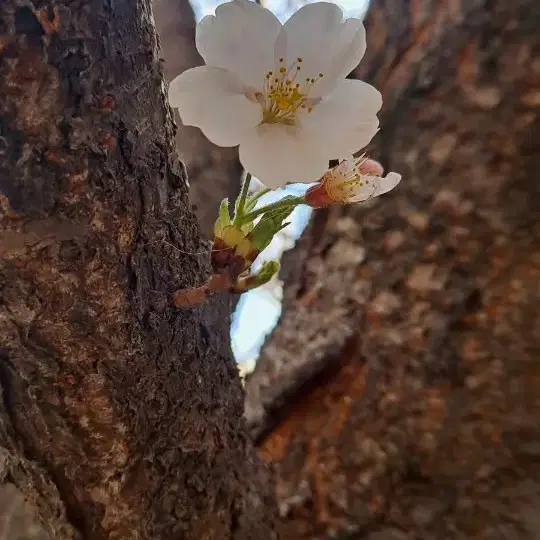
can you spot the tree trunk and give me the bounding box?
[0,1,275,539]
[153,0,243,238]
[245,0,540,538]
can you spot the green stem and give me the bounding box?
[247,187,271,206]
[234,172,252,225]
[240,196,305,224]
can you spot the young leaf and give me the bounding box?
[250,205,295,253]
[214,198,231,238]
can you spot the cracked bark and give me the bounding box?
[245,0,540,538]
[0,1,275,539]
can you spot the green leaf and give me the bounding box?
[233,173,250,217]
[214,198,231,238]
[244,197,258,214]
[250,204,295,253]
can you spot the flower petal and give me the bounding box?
[350,172,401,202]
[300,79,382,158]
[275,3,366,98]
[372,172,402,197]
[316,18,366,96]
[169,66,261,147]
[238,124,329,187]
[196,0,282,89]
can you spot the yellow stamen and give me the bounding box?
[259,57,324,125]
[323,156,379,203]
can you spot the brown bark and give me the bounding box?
[0,1,275,539]
[245,0,540,538]
[153,0,243,238]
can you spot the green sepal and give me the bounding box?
[221,225,252,257]
[241,220,254,235]
[214,198,231,239]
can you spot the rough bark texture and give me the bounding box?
[245,0,540,538]
[153,0,243,238]
[0,484,48,540]
[0,1,275,539]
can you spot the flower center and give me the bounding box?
[325,157,374,201]
[258,57,323,125]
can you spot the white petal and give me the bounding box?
[335,159,353,174]
[300,79,382,158]
[169,66,261,147]
[275,3,366,98]
[373,172,401,197]
[350,172,401,202]
[321,18,366,96]
[196,0,282,89]
[238,124,329,187]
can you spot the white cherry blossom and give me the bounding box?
[305,156,401,206]
[169,0,382,188]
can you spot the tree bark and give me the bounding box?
[0,1,275,539]
[245,0,540,538]
[153,0,243,238]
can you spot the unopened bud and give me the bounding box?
[356,158,384,177]
[233,260,280,292]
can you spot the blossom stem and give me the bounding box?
[240,196,305,224]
